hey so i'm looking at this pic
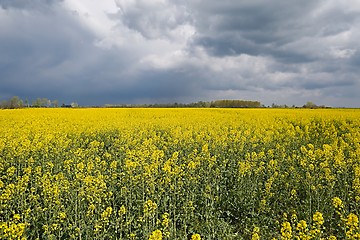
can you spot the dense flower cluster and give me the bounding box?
[0,108,359,239]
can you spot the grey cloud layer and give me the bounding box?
[0,0,63,10]
[0,0,359,107]
[114,0,191,39]
[191,1,358,60]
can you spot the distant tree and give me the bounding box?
[0,100,9,109]
[303,101,317,109]
[32,98,41,107]
[41,98,49,107]
[9,96,23,108]
[212,100,261,108]
[52,100,59,108]
[25,98,29,108]
[0,96,25,109]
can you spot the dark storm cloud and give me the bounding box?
[0,5,99,103]
[189,0,359,63]
[189,1,319,54]
[90,69,200,105]
[1,0,360,107]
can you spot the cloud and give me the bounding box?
[190,0,359,61]
[0,3,98,100]
[0,0,359,107]
[114,0,192,40]
[0,0,63,11]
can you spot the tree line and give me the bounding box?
[271,101,330,109]
[0,96,64,109]
[1,96,330,109]
[2,97,262,109]
[104,100,262,108]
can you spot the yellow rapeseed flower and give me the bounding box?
[191,233,201,240]
[296,220,307,232]
[347,213,359,228]
[251,227,260,240]
[101,207,113,220]
[119,205,126,216]
[281,221,292,240]
[313,212,324,226]
[149,229,162,240]
[332,197,343,209]
[13,214,21,222]
[144,200,157,216]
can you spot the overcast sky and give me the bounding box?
[1,0,359,107]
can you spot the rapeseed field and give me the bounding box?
[0,108,359,239]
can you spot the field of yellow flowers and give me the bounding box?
[0,108,359,239]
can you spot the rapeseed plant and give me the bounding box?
[0,108,359,239]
